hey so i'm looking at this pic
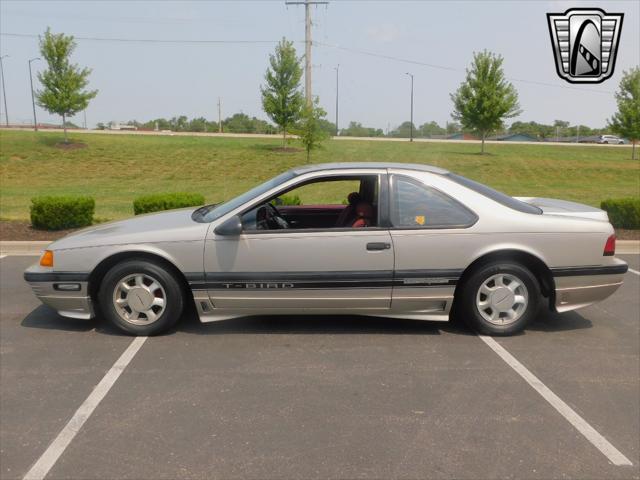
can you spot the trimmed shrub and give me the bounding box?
[274,194,302,206]
[601,198,640,229]
[133,192,205,215]
[30,196,95,230]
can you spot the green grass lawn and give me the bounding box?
[1,130,638,221]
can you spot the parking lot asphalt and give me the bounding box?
[1,255,638,480]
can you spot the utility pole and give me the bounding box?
[405,72,414,142]
[83,110,87,129]
[0,55,9,127]
[334,64,339,136]
[285,0,328,106]
[28,57,40,131]
[217,97,222,133]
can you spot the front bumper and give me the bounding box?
[552,260,628,313]
[24,265,94,320]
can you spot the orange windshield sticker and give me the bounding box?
[415,215,425,225]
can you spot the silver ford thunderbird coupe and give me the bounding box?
[25,163,627,336]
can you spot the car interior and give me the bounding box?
[241,175,379,231]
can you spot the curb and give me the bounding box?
[617,240,640,254]
[1,240,638,255]
[0,241,51,256]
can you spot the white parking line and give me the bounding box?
[23,336,148,480]
[628,268,640,276]
[479,335,632,467]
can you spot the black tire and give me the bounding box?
[456,262,540,336]
[98,259,184,336]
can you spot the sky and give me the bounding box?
[0,0,638,130]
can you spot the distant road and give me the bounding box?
[0,126,632,148]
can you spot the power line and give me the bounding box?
[0,33,282,45]
[314,41,616,95]
[1,32,616,95]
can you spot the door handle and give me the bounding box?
[366,242,391,251]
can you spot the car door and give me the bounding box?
[203,171,394,313]
[388,171,479,317]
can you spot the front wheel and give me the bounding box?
[456,262,540,336]
[98,259,184,336]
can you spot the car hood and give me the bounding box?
[515,197,609,221]
[48,208,209,250]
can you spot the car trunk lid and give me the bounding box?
[514,197,609,221]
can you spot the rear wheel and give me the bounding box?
[456,262,540,336]
[98,259,184,336]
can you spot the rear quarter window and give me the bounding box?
[391,175,477,228]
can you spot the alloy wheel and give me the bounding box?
[112,273,166,325]
[475,273,529,326]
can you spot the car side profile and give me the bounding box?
[598,135,625,144]
[25,163,628,336]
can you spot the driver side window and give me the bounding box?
[241,176,379,231]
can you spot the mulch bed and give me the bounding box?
[0,221,79,241]
[1,220,638,241]
[616,228,640,240]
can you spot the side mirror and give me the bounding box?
[214,215,243,236]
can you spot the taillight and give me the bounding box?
[603,234,616,256]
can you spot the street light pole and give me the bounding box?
[28,57,40,131]
[334,64,339,137]
[405,72,414,142]
[0,55,9,127]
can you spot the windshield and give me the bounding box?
[194,171,297,222]
[446,173,542,215]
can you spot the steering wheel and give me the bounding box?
[256,203,289,230]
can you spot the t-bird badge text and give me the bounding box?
[547,8,623,84]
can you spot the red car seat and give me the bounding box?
[351,202,374,228]
[335,192,361,227]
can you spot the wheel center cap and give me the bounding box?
[490,287,515,311]
[128,287,153,311]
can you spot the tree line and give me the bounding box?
[105,116,611,141]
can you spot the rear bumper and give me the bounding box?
[551,261,628,313]
[24,267,94,320]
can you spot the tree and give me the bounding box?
[450,51,520,153]
[340,121,383,137]
[261,38,304,147]
[553,119,569,140]
[446,122,461,134]
[390,121,417,138]
[316,118,337,136]
[609,67,640,160]
[294,100,330,162]
[419,121,446,137]
[36,28,97,143]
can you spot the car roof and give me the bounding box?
[290,162,449,176]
